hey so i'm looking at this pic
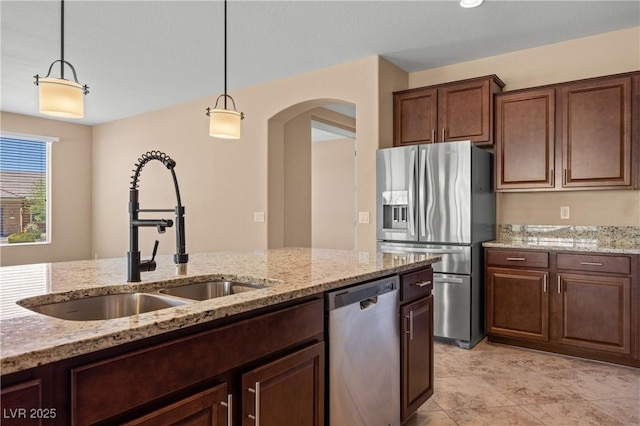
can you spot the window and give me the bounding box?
[0,134,55,246]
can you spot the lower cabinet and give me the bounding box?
[486,267,549,341]
[242,343,324,426]
[485,248,638,367]
[399,267,434,422]
[556,273,631,355]
[123,384,230,426]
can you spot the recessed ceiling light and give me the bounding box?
[460,0,483,8]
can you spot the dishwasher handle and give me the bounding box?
[326,276,399,311]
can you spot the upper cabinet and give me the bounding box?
[495,88,556,190]
[394,75,504,147]
[561,76,632,188]
[495,71,638,192]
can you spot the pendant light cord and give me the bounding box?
[224,0,227,109]
[60,0,65,79]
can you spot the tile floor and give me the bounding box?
[406,339,640,425]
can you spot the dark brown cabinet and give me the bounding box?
[0,380,44,426]
[394,75,503,147]
[561,76,632,188]
[123,384,229,426]
[242,343,324,426]
[495,71,638,192]
[556,273,631,355]
[486,267,549,342]
[398,267,434,422]
[495,88,555,190]
[485,248,639,367]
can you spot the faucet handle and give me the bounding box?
[151,240,159,260]
[139,240,159,273]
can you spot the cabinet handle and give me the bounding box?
[412,280,432,287]
[248,382,261,425]
[564,169,567,185]
[557,276,561,294]
[506,257,526,261]
[580,261,604,266]
[221,394,232,426]
[432,129,435,142]
[543,274,547,293]
[405,311,414,340]
[442,128,445,142]
[550,169,554,184]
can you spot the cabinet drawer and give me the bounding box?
[71,299,323,425]
[557,253,631,275]
[486,250,549,269]
[400,267,433,302]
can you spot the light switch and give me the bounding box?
[560,206,570,220]
[358,212,370,224]
[254,212,265,222]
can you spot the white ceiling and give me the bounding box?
[1,1,639,126]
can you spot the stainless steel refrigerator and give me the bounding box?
[376,140,495,348]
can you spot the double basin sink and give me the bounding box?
[23,281,265,321]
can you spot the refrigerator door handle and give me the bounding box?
[408,149,416,237]
[419,147,427,238]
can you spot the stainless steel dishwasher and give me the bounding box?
[326,276,400,426]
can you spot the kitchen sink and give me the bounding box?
[158,281,265,301]
[24,293,191,321]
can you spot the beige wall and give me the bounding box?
[93,56,381,259]
[0,112,93,266]
[378,57,409,149]
[283,111,312,247]
[409,27,640,227]
[312,137,355,250]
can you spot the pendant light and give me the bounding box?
[206,0,244,139]
[34,0,89,118]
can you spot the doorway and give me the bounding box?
[267,100,356,250]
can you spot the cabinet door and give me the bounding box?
[393,88,438,146]
[123,384,229,426]
[561,76,632,188]
[242,343,324,426]
[438,78,491,144]
[0,380,43,426]
[495,89,555,190]
[486,268,549,341]
[556,273,631,354]
[400,295,433,422]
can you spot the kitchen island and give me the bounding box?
[1,247,439,425]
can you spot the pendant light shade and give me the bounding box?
[34,0,89,118]
[205,0,244,139]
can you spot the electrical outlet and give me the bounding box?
[358,212,370,224]
[254,212,265,222]
[560,206,570,220]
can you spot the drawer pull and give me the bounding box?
[580,262,604,266]
[506,257,526,261]
[412,280,432,287]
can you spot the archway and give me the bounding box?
[267,99,356,249]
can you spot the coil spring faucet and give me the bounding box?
[127,151,188,282]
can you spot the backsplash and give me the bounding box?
[497,225,640,249]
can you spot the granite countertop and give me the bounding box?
[0,247,440,375]
[483,225,640,254]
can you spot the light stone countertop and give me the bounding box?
[0,247,440,375]
[483,225,640,254]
